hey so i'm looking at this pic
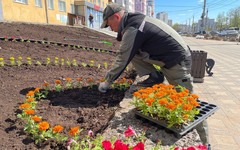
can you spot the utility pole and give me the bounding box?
[45,0,49,24]
[192,15,195,33]
[189,18,191,33]
[205,8,208,31]
[200,0,206,33]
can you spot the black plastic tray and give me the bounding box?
[134,100,219,136]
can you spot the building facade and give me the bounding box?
[0,0,108,28]
[146,0,154,17]
[156,12,168,24]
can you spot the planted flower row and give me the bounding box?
[1,36,116,54]
[0,57,130,71]
[131,84,200,128]
[17,79,206,150]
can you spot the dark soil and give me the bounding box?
[0,22,136,149]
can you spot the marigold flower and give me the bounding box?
[128,79,133,84]
[182,104,193,111]
[26,98,34,102]
[164,85,174,89]
[133,92,141,97]
[31,116,41,122]
[186,96,195,102]
[55,80,61,84]
[24,109,34,115]
[52,125,64,133]
[165,103,177,111]
[77,78,82,81]
[182,114,189,120]
[18,57,22,60]
[184,89,189,93]
[122,78,126,81]
[55,57,58,60]
[38,121,50,131]
[10,57,15,60]
[43,82,49,86]
[190,100,200,107]
[19,103,32,109]
[145,98,155,106]
[87,79,93,82]
[73,59,76,62]
[68,126,79,136]
[190,94,199,99]
[61,59,64,61]
[139,94,149,99]
[47,58,50,61]
[0,58,3,61]
[26,91,35,97]
[119,80,125,84]
[154,91,166,98]
[66,78,71,81]
[34,87,41,92]
[27,57,31,60]
[158,98,168,105]
[100,79,105,82]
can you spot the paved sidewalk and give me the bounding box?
[91,27,240,149]
[184,37,240,150]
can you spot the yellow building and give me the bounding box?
[0,0,108,28]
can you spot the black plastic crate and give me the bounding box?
[134,100,219,137]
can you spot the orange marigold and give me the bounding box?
[190,101,200,107]
[66,78,71,81]
[87,79,93,82]
[26,98,34,102]
[184,89,189,94]
[26,91,35,97]
[100,79,105,82]
[182,114,189,120]
[128,79,133,84]
[24,109,34,115]
[77,78,82,81]
[190,94,199,99]
[68,126,79,136]
[19,103,32,109]
[165,103,177,111]
[119,80,124,84]
[139,94,149,99]
[144,98,154,106]
[158,98,168,105]
[182,104,193,111]
[186,96,195,102]
[55,80,61,84]
[38,121,50,131]
[122,78,126,81]
[31,116,41,122]
[43,82,50,86]
[34,87,41,92]
[133,92,141,97]
[52,125,64,133]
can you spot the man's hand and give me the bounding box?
[98,81,110,93]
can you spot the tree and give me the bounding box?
[172,23,180,32]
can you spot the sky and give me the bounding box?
[154,0,240,25]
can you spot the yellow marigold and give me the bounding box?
[19,103,32,109]
[55,57,58,60]
[52,125,64,133]
[27,57,31,60]
[133,92,141,97]
[10,57,15,60]
[31,116,41,122]
[100,79,105,82]
[77,78,82,81]
[87,79,93,82]
[68,126,79,136]
[61,59,64,61]
[26,98,34,102]
[55,80,61,84]
[165,102,177,111]
[190,94,199,99]
[26,91,35,97]
[47,58,50,61]
[18,57,22,60]
[66,78,71,81]
[0,58,3,61]
[73,59,76,62]
[43,82,50,86]
[182,104,193,111]
[24,109,34,115]
[158,98,168,105]
[38,121,50,131]
[34,87,41,92]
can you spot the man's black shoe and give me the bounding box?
[137,71,164,87]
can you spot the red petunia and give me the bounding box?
[132,142,144,150]
[102,141,113,150]
[113,140,129,150]
[124,126,136,137]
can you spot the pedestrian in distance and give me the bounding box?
[98,3,209,145]
[89,13,94,28]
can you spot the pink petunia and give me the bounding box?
[67,139,77,150]
[196,145,207,150]
[88,130,94,137]
[102,140,113,150]
[124,126,136,137]
[132,142,145,150]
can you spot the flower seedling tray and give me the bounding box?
[134,100,219,137]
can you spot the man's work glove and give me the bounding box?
[98,81,110,93]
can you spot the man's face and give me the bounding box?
[107,14,121,32]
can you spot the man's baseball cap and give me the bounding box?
[100,3,124,28]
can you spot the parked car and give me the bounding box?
[194,31,206,34]
[219,30,238,37]
[210,30,219,35]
